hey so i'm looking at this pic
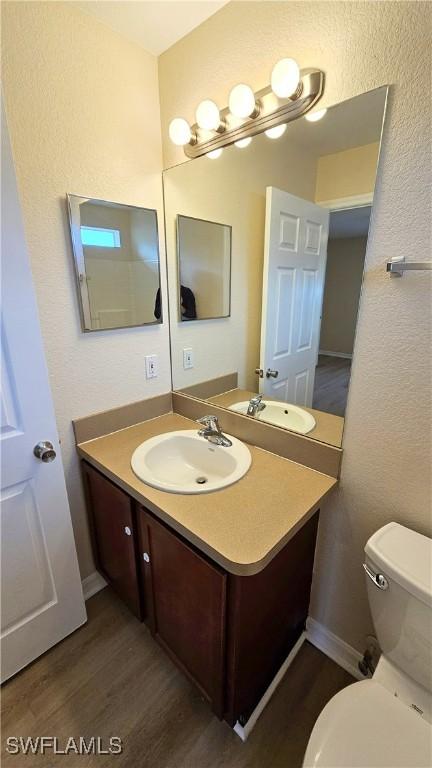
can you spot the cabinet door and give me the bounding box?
[225,512,319,726]
[138,510,226,717]
[82,463,142,618]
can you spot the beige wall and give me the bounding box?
[1,1,171,580]
[159,1,432,653]
[320,237,367,356]
[315,142,380,203]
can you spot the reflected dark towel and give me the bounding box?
[154,285,197,320]
[180,285,197,319]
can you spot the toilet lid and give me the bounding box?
[303,680,432,768]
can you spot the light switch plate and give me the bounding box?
[145,354,158,379]
[183,347,193,369]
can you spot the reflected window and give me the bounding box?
[80,226,121,248]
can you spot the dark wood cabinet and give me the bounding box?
[82,460,319,727]
[138,511,226,716]
[82,463,142,619]
[225,514,319,725]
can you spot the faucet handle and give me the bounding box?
[250,394,263,404]
[196,415,219,430]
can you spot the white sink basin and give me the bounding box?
[229,400,316,435]
[131,430,252,494]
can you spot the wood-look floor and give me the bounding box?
[312,355,352,417]
[1,588,354,768]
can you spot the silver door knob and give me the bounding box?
[266,369,279,379]
[34,441,56,462]
[255,368,264,378]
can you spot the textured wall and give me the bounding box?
[1,2,171,579]
[159,1,432,651]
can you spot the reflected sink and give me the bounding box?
[229,400,316,435]
[131,430,252,494]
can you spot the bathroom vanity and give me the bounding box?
[77,412,336,728]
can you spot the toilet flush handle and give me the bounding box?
[363,563,389,590]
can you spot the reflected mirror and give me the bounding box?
[177,215,231,320]
[68,195,161,331]
[164,88,387,447]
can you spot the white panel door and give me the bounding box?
[260,187,329,406]
[1,98,86,682]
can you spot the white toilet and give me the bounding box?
[303,522,432,768]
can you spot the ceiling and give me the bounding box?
[77,1,229,56]
[329,206,372,239]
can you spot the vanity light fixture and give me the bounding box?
[305,108,327,122]
[168,117,196,146]
[265,124,287,139]
[206,148,224,159]
[234,137,252,148]
[169,59,324,158]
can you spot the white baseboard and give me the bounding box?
[319,350,353,360]
[306,617,364,681]
[233,631,306,742]
[81,571,107,601]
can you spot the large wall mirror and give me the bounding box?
[68,195,162,331]
[164,88,388,447]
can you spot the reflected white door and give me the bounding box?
[1,100,86,682]
[260,187,329,406]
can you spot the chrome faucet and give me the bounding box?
[247,394,266,417]
[196,415,232,447]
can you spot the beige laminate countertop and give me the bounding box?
[77,412,337,576]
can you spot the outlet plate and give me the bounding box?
[183,348,193,370]
[145,354,158,379]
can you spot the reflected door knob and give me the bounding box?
[34,441,56,462]
[266,369,279,379]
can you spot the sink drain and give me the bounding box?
[195,476,208,485]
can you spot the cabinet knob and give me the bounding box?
[124,526,132,536]
[142,552,150,563]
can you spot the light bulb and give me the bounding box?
[271,58,300,98]
[265,124,287,139]
[234,137,252,148]
[228,84,257,119]
[207,148,223,159]
[305,108,327,122]
[169,118,193,146]
[196,99,221,131]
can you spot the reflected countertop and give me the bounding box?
[207,388,344,448]
[78,412,337,576]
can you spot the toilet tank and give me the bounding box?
[364,522,432,693]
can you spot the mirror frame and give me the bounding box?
[176,214,232,322]
[67,194,162,332]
